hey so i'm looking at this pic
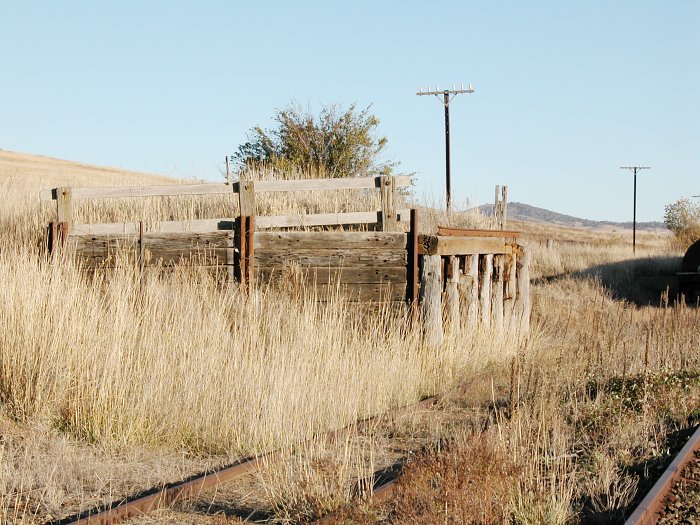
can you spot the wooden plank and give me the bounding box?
[39,176,413,201]
[239,216,247,286]
[68,231,232,251]
[380,175,398,231]
[75,248,229,267]
[71,219,238,236]
[255,249,407,267]
[492,255,505,332]
[436,227,521,238]
[479,254,493,329]
[255,266,406,284]
[41,183,235,201]
[254,232,407,251]
[445,256,460,334]
[420,254,443,346]
[419,235,513,256]
[239,181,255,217]
[306,283,406,302]
[226,232,235,285]
[246,215,255,290]
[256,209,411,229]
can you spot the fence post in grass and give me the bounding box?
[246,215,255,293]
[459,254,479,329]
[138,221,145,286]
[501,185,508,230]
[238,216,247,288]
[479,254,493,330]
[380,175,397,232]
[420,254,443,346]
[238,180,255,217]
[515,249,531,334]
[226,231,235,286]
[492,254,505,332]
[445,255,460,335]
[55,187,73,229]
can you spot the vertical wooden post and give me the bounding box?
[47,222,57,257]
[226,231,235,286]
[246,215,255,292]
[492,255,505,332]
[380,175,397,232]
[445,255,460,335]
[494,185,500,226]
[55,187,73,228]
[501,186,508,230]
[407,209,419,307]
[479,254,493,329]
[420,254,443,346]
[515,249,531,334]
[238,180,255,217]
[459,254,479,329]
[238,216,247,286]
[138,221,145,282]
[504,253,517,318]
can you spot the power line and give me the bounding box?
[417,84,475,212]
[620,165,650,255]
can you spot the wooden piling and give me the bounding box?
[479,254,493,329]
[246,215,255,292]
[459,254,479,329]
[492,254,505,332]
[407,209,419,307]
[226,230,235,286]
[420,254,442,346]
[238,181,255,217]
[445,255,460,334]
[55,187,73,228]
[515,250,531,334]
[380,175,397,232]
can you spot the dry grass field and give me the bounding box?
[1,150,698,524]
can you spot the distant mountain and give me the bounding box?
[478,202,666,231]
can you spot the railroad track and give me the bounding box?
[51,396,439,525]
[626,425,700,525]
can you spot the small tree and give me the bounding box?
[233,103,397,179]
[664,198,700,249]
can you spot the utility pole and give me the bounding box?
[620,165,650,254]
[417,83,474,212]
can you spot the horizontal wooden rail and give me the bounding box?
[418,235,516,256]
[68,210,412,236]
[39,176,413,201]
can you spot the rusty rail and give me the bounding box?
[50,396,439,525]
[625,425,700,525]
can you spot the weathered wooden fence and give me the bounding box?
[41,176,530,337]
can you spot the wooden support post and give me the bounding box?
[501,185,508,230]
[515,249,531,334]
[479,254,493,329]
[380,175,397,232]
[55,187,73,228]
[238,180,255,217]
[407,209,419,307]
[226,231,235,286]
[420,254,443,346]
[504,253,517,316]
[445,255,460,335]
[494,185,500,225]
[246,215,255,292]
[48,222,57,257]
[459,254,479,329]
[492,255,505,332]
[238,216,247,286]
[138,221,145,282]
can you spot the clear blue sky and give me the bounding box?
[2,1,698,221]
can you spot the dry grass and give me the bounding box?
[1,150,697,524]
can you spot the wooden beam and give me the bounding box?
[246,215,255,291]
[420,254,443,346]
[226,231,235,286]
[437,227,521,238]
[254,232,407,251]
[254,249,407,268]
[255,266,407,285]
[460,254,479,329]
[238,181,255,217]
[255,209,411,229]
[419,235,513,256]
[39,176,414,201]
[239,216,247,286]
[68,231,232,251]
[55,187,73,227]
